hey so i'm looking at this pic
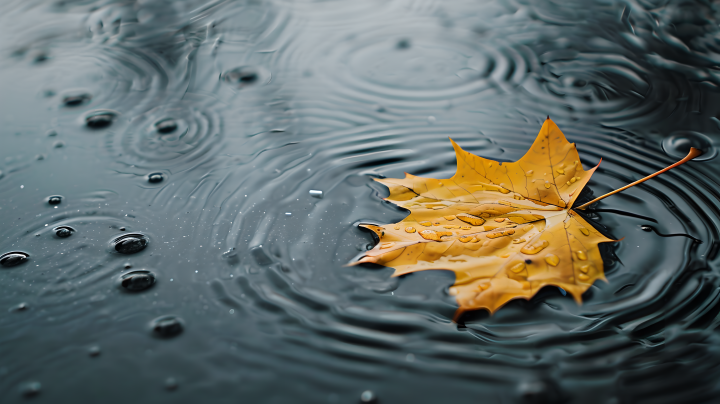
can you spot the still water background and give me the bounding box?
[1,0,720,403]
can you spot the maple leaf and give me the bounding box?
[352,118,701,319]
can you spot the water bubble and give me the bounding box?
[154,118,178,134]
[516,380,558,404]
[34,53,49,63]
[88,346,101,357]
[147,172,164,183]
[9,302,28,312]
[0,252,29,268]
[53,141,64,148]
[53,226,74,238]
[85,110,117,129]
[224,67,257,85]
[222,66,270,88]
[120,270,156,292]
[47,195,62,205]
[62,93,91,107]
[360,390,377,403]
[309,190,323,199]
[396,38,411,49]
[662,131,717,161]
[150,316,184,338]
[165,377,178,391]
[46,130,57,137]
[111,233,149,254]
[20,381,41,397]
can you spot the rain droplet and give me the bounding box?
[54,226,74,238]
[154,118,178,134]
[9,302,28,312]
[20,381,41,397]
[396,38,411,49]
[47,195,62,205]
[120,270,156,292]
[309,190,323,198]
[360,390,377,403]
[517,380,557,404]
[521,240,549,255]
[147,172,164,183]
[151,316,184,338]
[509,262,526,273]
[85,111,116,129]
[456,214,485,226]
[165,377,178,391]
[112,233,149,254]
[544,253,560,266]
[0,252,29,268]
[88,346,101,357]
[222,66,268,88]
[62,93,91,107]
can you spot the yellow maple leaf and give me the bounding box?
[352,118,701,320]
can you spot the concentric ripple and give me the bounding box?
[3,0,720,402]
[107,103,222,170]
[193,114,720,392]
[314,24,532,106]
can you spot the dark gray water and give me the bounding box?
[1,0,720,403]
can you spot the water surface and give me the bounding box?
[1,0,720,403]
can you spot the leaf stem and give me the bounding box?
[574,147,703,210]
